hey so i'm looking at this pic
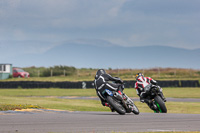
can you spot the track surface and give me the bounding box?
[1,111,200,133]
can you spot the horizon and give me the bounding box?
[1,0,200,69]
[19,65,200,71]
[1,44,200,69]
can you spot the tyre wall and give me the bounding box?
[0,80,199,89]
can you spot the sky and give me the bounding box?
[0,0,200,67]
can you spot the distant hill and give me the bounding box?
[6,43,200,69]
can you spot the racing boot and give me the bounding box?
[110,106,115,112]
[143,99,157,110]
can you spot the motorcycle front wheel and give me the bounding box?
[131,104,140,115]
[106,96,126,115]
[154,96,167,113]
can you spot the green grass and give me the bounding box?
[0,87,200,113]
[0,104,41,111]
[128,132,200,133]
[1,87,199,98]
[0,88,96,97]
[162,87,200,98]
[1,95,200,113]
[124,87,200,98]
[137,101,200,114]
[0,96,110,112]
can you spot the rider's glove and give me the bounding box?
[115,78,123,84]
[119,79,123,83]
[157,86,163,92]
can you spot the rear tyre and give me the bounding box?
[106,96,126,115]
[154,96,167,113]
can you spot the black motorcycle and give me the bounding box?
[102,84,139,115]
[144,84,167,113]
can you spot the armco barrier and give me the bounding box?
[157,80,180,87]
[181,80,200,87]
[0,80,199,89]
[124,80,135,88]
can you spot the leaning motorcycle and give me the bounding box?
[144,84,167,113]
[102,84,139,115]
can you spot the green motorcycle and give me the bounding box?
[144,84,167,113]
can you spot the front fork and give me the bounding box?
[114,91,129,110]
[158,92,166,101]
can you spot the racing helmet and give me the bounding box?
[135,73,144,81]
[95,69,106,79]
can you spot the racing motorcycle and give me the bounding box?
[144,84,167,113]
[102,84,139,115]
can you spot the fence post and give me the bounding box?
[51,70,53,77]
[131,69,133,78]
[174,70,176,77]
[77,69,79,77]
[117,69,119,77]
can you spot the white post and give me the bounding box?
[51,70,53,77]
[117,69,119,77]
[174,70,176,77]
[77,69,79,77]
[131,69,133,78]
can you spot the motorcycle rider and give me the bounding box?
[135,73,166,110]
[94,69,124,111]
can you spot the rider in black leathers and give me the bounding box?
[94,69,124,111]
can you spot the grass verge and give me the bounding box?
[1,95,200,114]
[0,87,200,113]
[128,132,200,133]
[0,87,200,98]
[0,104,42,111]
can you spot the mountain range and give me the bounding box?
[5,43,200,69]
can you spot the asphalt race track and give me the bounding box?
[1,111,200,133]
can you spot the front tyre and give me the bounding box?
[154,96,167,113]
[106,96,126,115]
[132,104,140,115]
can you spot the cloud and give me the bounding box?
[0,0,200,53]
[67,38,118,48]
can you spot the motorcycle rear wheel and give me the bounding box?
[106,96,126,115]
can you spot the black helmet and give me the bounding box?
[135,73,144,81]
[95,69,106,79]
